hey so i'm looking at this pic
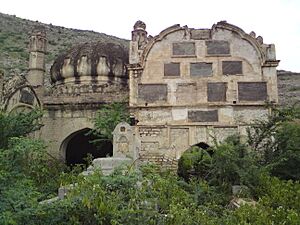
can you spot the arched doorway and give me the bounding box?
[177,142,212,181]
[63,128,113,166]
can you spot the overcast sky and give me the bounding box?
[1,0,300,72]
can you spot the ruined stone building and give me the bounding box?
[0,21,279,170]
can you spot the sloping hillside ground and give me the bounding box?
[0,12,299,106]
[0,12,128,87]
[277,70,300,106]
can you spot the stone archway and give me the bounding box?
[194,142,210,150]
[177,142,212,180]
[61,128,113,166]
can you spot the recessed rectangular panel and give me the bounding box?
[207,82,227,102]
[176,83,197,104]
[206,40,230,55]
[190,62,212,77]
[238,82,267,101]
[222,61,243,75]
[188,110,218,122]
[138,84,167,102]
[172,42,195,56]
[170,128,189,152]
[164,63,180,76]
[191,29,211,40]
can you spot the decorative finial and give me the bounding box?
[249,31,256,38]
[134,20,146,30]
[31,25,46,37]
[256,36,263,45]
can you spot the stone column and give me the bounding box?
[262,44,280,104]
[27,26,47,103]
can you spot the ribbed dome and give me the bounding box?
[50,42,128,84]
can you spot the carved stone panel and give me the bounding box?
[190,62,212,77]
[207,82,227,102]
[222,61,243,75]
[164,63,180,76]
[188,110,218,122]
[113,122,138,159]
[172,42,195,56]
[117,136,129,155]
[206,40,230,55]
[191,29,211,40]
[238,82,267,101]
[176,83,197,104]
[138,84,167,102]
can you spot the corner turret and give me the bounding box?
[27,26,47,100]
[130,20,148,64]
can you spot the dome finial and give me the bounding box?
[134,20,146,30]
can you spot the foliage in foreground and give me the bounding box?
[2,165,299,225]
[179,105,300,183]
[0,106,299,224]
[0,109,43,149]
[0,110,66,224]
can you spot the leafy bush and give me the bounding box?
[0,110,65,224]
[247,105,300,180]
[89,102,130,143]
[178,146,212,181]
[1,105,300,224]
[0,109,43,149]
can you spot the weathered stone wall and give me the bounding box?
[39,108,95,159]
[129,21,279,160]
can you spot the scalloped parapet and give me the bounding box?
[129,21,279,69]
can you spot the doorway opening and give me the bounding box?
[64,128,113,167]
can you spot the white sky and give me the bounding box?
[1,0,300,72]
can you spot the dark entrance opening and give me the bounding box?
[194,142,213,156]
[194,142,210,150]
[65,128,113,167]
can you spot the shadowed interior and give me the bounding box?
[65,128,113,166]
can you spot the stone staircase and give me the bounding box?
[139,152,178,171]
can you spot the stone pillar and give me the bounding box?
[129,21,147,107]
[130,20,147,64]
[27,26,47,102]
[262,44,280,104]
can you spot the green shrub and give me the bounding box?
[0,109,43,149]
[178,146,212,181]
[90,102,130,143]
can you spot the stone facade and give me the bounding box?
[128,20,279,160]
[0,21,279,169]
